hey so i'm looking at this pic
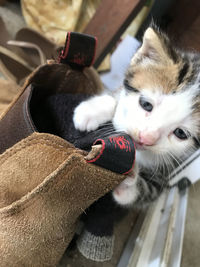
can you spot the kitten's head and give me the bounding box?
[113,26,200,166]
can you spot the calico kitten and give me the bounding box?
[73,26,200,207]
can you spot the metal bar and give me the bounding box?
[167,188,188,267]
[117,211,147,267]
[149,188,176,267]
[117,188,188,267]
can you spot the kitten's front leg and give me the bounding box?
[112,164,139,206]
[73,95,116,132]
[113,163,163,207]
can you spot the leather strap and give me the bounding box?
[58,32,97,68]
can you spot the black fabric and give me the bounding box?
[42,93,135,243]
[44,93,135,174]
[58,32,97,68]
[82,192,128,237]
[91,135,135,174]
[44,93,91,149]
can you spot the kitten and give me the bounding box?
[73,26,200,207]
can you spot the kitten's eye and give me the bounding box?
[173,128,189,140]
[139,97,153,112]
[123,79,138,92]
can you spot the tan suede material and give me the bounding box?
[0,78,20,114]
[0,132,124,266]
[0,61,126,266]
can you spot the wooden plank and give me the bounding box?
[180,15,200,52]
[83,0,146,68]
[167,0,200,44]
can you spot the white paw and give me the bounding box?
[112,165,139,206]
[73,102,100,131]
[73,95,116,132]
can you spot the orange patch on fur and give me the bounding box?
[129,63,182,94]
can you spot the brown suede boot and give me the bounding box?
[0,132,124,266]
[0,34,129,265]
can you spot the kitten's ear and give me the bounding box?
[132,27,177,65]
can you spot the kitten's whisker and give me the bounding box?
[162,154,170,179]
[167,152,181,168]
[160,153,173,180]
[91,127,116,136]
[93,128,126,140]
[148,154,161,182]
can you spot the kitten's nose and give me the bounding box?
[139,131,160,146]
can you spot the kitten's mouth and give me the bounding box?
[134,141,147,150]
[124,130,153,150]
[134,141,155,151]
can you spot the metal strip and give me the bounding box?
[117,211,147,267]
[117,187,188,267]
[149,188,176,266]
[167,188,188,267]
[127,192,168,267]
[169,149,200,184]
[160,188,179,267]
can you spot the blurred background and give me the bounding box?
[0,1,200,266]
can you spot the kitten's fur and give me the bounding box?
[73,26,200,207]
